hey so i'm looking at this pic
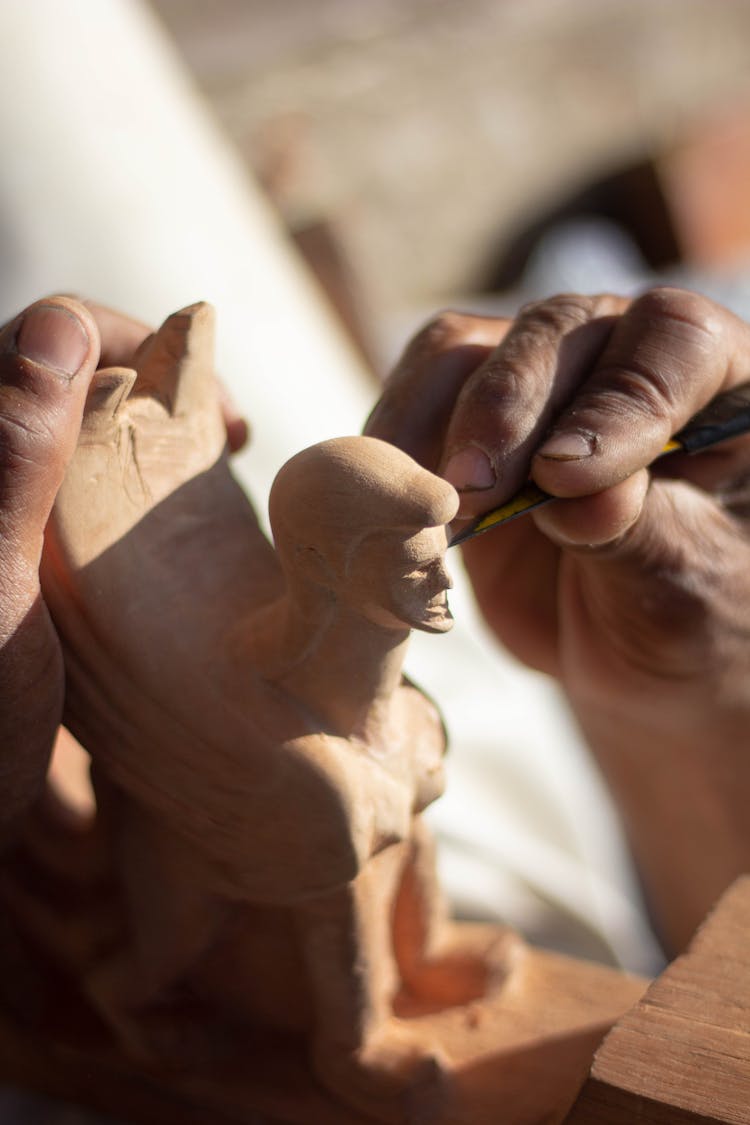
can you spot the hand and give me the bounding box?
[366,288,750,950]
[0,296,248,844]
[0,296,100,841]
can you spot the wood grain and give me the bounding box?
[565,876,750,1124]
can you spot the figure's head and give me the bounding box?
[269,436,458,634]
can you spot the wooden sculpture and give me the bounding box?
[0,304,646,1124]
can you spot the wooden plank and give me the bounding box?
[565,876,750,1124]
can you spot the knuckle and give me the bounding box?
[631,285,700,319]
[630,286,724,350]
[586,363,676,424]
[411,310,485,357]
[457,296,609,432]
[403,311,509,374]
[463,356,525,413]
[594,288,729,423]
[503,293,612,381]
[517,292,600,333]
[0,406,59,476]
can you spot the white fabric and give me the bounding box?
[0,0,662,974]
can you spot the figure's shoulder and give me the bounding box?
[397,675,448,742]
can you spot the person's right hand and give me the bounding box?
[366,289,750,951]
[367,290,750,701]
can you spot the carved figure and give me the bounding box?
[0,304,645,1125]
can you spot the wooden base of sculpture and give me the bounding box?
[0,911,644,1125]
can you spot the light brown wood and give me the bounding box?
[0,303,644,1124]
[564,875,750,1124]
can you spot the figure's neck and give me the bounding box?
[260,599,410,739]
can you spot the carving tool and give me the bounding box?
[449,382,750,547]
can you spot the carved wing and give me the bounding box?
[41,304,383,902]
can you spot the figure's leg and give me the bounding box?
[393,816,523,1009]
[293,843,446,1124]
[85,779,227,1062]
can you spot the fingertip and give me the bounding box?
[225,415,250,454]
[531,425,631,500]
[536,429,598,463]
[216,378,250,453]
[0,299,104,564]
[442,445,496,492]
[532,470,649,549]
[4,296,100,383]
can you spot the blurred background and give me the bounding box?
[3,1,750,1118]
[152,0,750,367]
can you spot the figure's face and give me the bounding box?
[341,526,454,634]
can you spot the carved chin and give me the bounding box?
[417,606,454,634]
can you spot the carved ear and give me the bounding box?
[295,545,339,590]
[132,302,215,416]
[82,366,137,433]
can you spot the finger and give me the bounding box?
[78,298,151,368]
[365,312,509,471]
[456,471,651,674]
[216,378,250,453]
[532,470,650,549]
[440,294,628,516]
[460,519,561,675]
[0,298,100,837]
[0,297,100,580]
[532,287,750,500]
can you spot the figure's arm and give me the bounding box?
[194,729,418,905]
[367,289,750,954]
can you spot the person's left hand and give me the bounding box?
[0,296,247,844]
[0,296,101,841]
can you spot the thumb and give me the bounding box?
[0,297,100,838]
[0,297,100,579]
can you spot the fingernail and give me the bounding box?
[537,430,597,461]
[443,446,495,491]
[15,304,90,378]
